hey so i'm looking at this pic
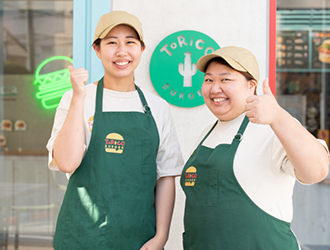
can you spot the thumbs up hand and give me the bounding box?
[245,78,282,125]
[68,65,89,98]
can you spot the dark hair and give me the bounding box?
[93,38,101,47]
[206,57,257,94]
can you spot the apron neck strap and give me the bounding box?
[197,115,250,148]
[232,115,250,144]
[95,78,150,114]
[197,120,218,147]
[95,77,104,112]
[135,85,151,114]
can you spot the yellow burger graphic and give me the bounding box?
[104,133,125,154]
[1,120,12,131]
[318,39,330,63]
[185,166,197,186]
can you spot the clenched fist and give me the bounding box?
[68,65,89,98]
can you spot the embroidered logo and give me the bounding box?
[104,133,125,154]
[87,116,94,132]
[185,166,197,186]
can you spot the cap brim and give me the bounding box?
[99,22,142,40]
[197,53,247,73]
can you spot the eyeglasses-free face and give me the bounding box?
[202,61,257,121]
[94,24,145,85]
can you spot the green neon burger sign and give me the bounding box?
[34,56,73,110]
[150,30,220,108]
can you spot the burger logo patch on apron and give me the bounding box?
[104,133,125,154]
[87,116,94,132]
[185,166,197,186]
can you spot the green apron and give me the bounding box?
[54,78,159,250]
[181,116,299,250]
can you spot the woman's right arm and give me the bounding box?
[53,66,89,173]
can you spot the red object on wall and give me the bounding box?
[269,0,277,96]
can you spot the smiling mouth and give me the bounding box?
[213,97,228,102]
[114,61,130,66]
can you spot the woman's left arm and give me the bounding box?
[139,176,176,250]
[246,79,329,184]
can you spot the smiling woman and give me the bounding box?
[46,10,184,250]
[180,46,330,250]
[201,57,257,122]
[93,24,145,90]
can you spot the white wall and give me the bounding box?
[112,1,269,249]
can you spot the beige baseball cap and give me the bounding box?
[197,46,259,83]
[93,11,144,44]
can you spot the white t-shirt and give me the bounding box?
[197,112,328,222]
[46,83,184,179]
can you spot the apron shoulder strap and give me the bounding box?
[135,84,151,114]
[197,120,218,148]
[232,115,250,144]
[196,115,249,149]
[95,77,104,113]
[94,80,150,114]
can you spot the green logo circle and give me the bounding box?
[150,30,220,108]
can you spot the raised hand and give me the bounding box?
[245,78,282,125]
[68,65,89,98]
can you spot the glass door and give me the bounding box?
[0,1,72,249]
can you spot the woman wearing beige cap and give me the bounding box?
[46,11,183,250]
[180,46,329,249]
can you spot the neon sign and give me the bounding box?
[34,56,73,109]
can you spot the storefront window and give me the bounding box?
[276,10,330,140]
[277,0,330,249]
[0,1,72,249]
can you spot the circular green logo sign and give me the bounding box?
[150,30,220,108]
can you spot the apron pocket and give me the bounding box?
[141,139,155,175]
[207,170,218,207]
[61,199,108,249]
